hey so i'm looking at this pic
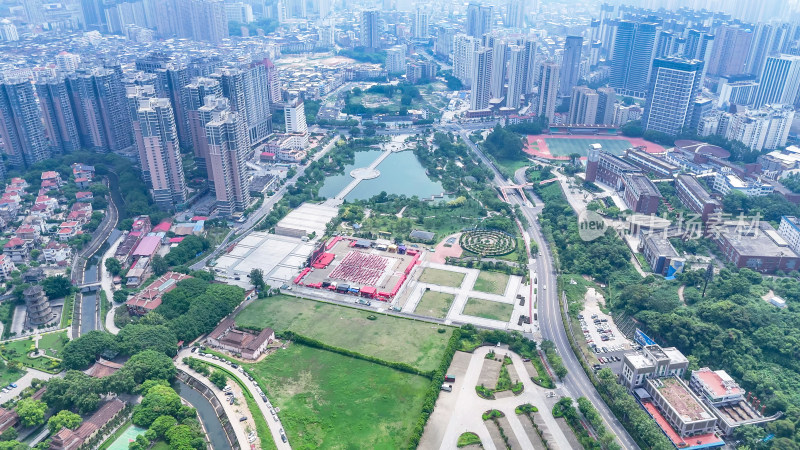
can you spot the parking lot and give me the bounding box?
[579,288,634,373]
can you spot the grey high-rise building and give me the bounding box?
[206,105,251,215]
[610,21,658,97]
[489,37,508,99]
[148,0,228,42]
[505,0,524,29]
[655,30,675,59]
[559,35,583,97]
[435,26,458,59]
[0,79,50,168]
[707,25,752,77]
[568,86,599,125]
[35,75,80,155]
[752,54,800,108]
[537,62,559,123]
[412,7,428,39]
[747,23,780,77]
[642,58,704,136]
[67,67,133,153]
[470,47,493,110]
[596,87,616,125]
[466,3,493,38]
[136,98,187,210]
[361,9,380,50]
[506,44,526,109]
[521,36,538,95]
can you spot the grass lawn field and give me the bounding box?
[418,267,465,287]
[545,138,633,157]
[236,295,452,372]
[462,298,513,322]
[38,331,69,358]
[493,157,531,178]
[414,291,455,319]
[0,366,25,386]
[472,271,509,295]
[247,344,429,450]
[0,337,62,373]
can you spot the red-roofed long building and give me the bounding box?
[126,272,191,315]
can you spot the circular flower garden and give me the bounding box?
[459,229,517,256]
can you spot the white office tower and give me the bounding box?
[361,9,380,51]
[490,38,508,99]
[285,98,308,134]
[0,19,19,42]
[752,55,800,108]
[537,62,559,123]
[568,86,599,125]
[386,45,407,74]
[453,34,480,86]
[505,0,524,29]
[717,80,759,108]
[136,98,187,210]
[642,58,703,136]
[470,47,493,110]
[506,45,526,109]
[318,24,335,48]
[55,52,81,72]
[412,7,428,39]
[206,108,251,215]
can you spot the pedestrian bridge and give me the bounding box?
[78,282,101,293]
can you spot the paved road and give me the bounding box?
[438,346,570,450]
[101,234,124,335]
[456,125,639,449]
[175,352,253,448]
[0,367,59,405]
[179,349,291,450]
[191,137,340,271]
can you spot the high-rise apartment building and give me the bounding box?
[136,98,187,210]
[67,66,133,153]
[214,61,274,148]
[559,36,583,97]
[385,46,407,74]
[361,10,380,51]
[489,37,508,99]
[707,25,752,77]
[506,44,526,109]
[412,8,428,39]
[0,19,18,42]
[35,75,80,155]
[466,3,493,38]
[568,86,599,125]
[725,104,794,151]
[596,87,616,125]
[55,52,81,72]
[0,79,50,168]
[206,106,251,215]
[642,58,704,136]
[435,26,458,60]
[521,36,538,95]
[752,55,800,108]
[537,62,559,123]
[453,34,480,86]
[505,0,524,29]
[136,54,193,149]
[148,0,228,42]
[747,23,780,77]
[185,77,222,170]
[470,47,493,110]
[610,21,658,97]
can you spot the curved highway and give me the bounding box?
[453,124,639,449]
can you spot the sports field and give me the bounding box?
[248,344,429,449]
[235,294,452,371]
[525,135,665,160]
[462,298,514,322]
